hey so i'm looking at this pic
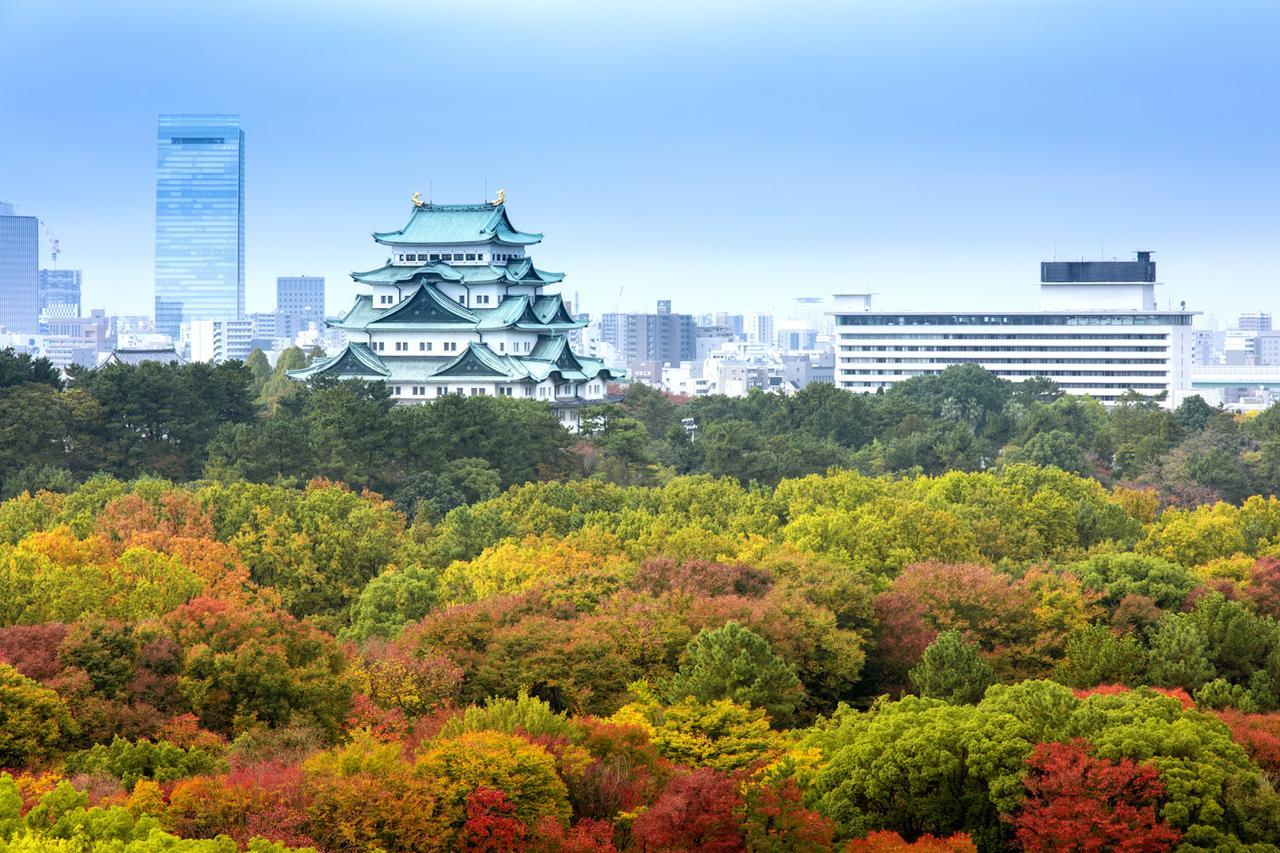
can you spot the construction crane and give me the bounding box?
[38,220,59,268]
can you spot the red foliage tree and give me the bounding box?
[1072,684,1194,710]
[1246,557,1280,617]
[631,558,773,599]
[1012,740,1181,853]
[630,768,744,852]
[0,623,68,681]
[845,830,977,851]
[1214,709,1280,776]
[870,590,935,691]
[462,787,529,852]
[741,777,835,852]
[531,816,618,852]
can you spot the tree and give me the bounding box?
[649,698,783,772]
[0,347,62,390]
[414,730,571,834]
[345,564,440,641]
[0,662,76,765]
[1145,616,1215,691]
[1055,625,1147,689]
[909,631,994,704]
[630,768,743,853]
[1064,553,1197,611]
[666,621,805,726]
[163,596,353,738]
[1013,740,1182,852]
[1001,430,1090,475]
[462,787,528,852]
[245,348,272,396]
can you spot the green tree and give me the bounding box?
[0,662,76,765]
[345,564,440,641]
[0,347,62,390]
[1054,625,1147,688]
[666,621,805,726]
[909,630,995,704]
[1145,615,1216,690]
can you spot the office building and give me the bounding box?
[832,252,1196,406]
[1239,312,1273,332]
[744,312,775,346]
[0,202,39,333]
[155,114,245,338]
[599,300,697,368]
[38,269,82,318]
[277,275,325,337]
[288,194,621,431]
[188,318,254,363]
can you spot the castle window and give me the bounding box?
[393,386,402,395]
[465,253,476,261]
[430,254,440,261]
[419,342,426,351]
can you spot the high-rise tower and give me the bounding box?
[155,114,245,338]
[0,202,39,333]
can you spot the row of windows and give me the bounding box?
[388,384,594,399]
[837,332,1171,341]
[378,292,494,308]
[839,344,1170,353]
[836,314,1192,327]
[840,368,1170,382]
[370,339,536,354]
[395,251,524,264]
[838,357,1169,366]
[373,340,460,353]
[839,381,1163,400]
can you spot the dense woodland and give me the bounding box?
[5,348,1280,849]
[4,346,1280,507]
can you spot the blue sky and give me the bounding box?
[0,0,1277,324]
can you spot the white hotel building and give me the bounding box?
[832,252,1196,407]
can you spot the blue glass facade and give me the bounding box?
[0,205,39,334]
[155,115,244,338]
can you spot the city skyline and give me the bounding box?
[1,0,1279,323]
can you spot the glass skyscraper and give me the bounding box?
[155,114,244,338]
[0,202,40,334]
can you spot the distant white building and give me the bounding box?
[187,318,253,363]
[832,252,1197,407]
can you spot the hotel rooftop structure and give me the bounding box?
[831,252,1196,406]
[289,193,621,430]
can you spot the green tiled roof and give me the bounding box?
[373,203,542,247]
[332,288,585,334]
[350,258,564,286]
[288,337,621,386]
[367,283,477,326]
[287,343,389,380]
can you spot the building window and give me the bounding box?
[499,386,512,396]
[498,342,505,351]
[465,253,476,261]
[429,253,440,261]
[458,295,465,304]
[398,254,405,261]
[426,342,432,352]
[393,386,402,395]
[419,341,426,351]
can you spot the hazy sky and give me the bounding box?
[1,0,1277,324]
